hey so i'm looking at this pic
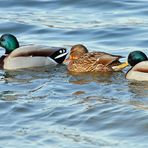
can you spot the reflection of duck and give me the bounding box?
[114,51,148,81]
[68,72,118,85]
[0,34,67,70]
[66,44,123,73]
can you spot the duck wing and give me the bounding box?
[8,45,67,64]
[85,51,122,66]
[68,52,122,72]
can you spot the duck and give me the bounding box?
[66,44,123,73]
[0,34,68,70]
[113,51,148,81]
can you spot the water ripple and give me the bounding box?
[0,0,148,147]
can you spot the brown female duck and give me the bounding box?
[66,44,123,73]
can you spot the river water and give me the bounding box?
[0,0,148,147]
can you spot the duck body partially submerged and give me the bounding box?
[0,34,67,70]
[67,44,123,73]
[114,50,148,81]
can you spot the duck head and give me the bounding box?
[128,51,148,66]
[0,34,19,54]
[68,44,88,60]
[113,51,148,71]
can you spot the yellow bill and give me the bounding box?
[112,61,129,71]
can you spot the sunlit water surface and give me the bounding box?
[0,0,148,147]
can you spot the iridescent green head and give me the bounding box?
[0,34,19,54]
[128,51,148,66]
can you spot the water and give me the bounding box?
[0,0,148,147]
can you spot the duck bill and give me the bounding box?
[64,58,70,63]
[64,55,75,63]
[112,61,129,71]
[63,57,70,65]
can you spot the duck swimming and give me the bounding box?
[0,34,67,70]
[66,44,123,73]
[113,51,148,81]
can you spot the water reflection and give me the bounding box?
[127,81,148,110]
[0,65,69,101]
[68,71,124,84]
[0,0,148,147]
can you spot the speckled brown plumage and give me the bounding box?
[67,44,122,73]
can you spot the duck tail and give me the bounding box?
[50,48,68,64]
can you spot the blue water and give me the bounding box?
[0,0,148,147]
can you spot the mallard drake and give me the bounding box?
[113,51,148,81]
[0,34,68,70]
[66,44,123,73]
